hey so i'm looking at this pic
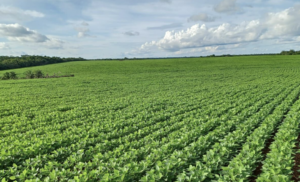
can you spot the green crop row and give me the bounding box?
[176,83,300,182]
[256,99,300,181]
[217,85,300,181]
[0,82,273,181]
[2,56,300,181]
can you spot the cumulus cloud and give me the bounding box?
[214,0,240,14]
[0,23,49,42]
[188,13,216,22]
[0,42,10,50]
[0,24,64,50]
[136,5,300,53]
[147,23,183,30]
[260,5,300,39]
[139,22,262,52]
[124,31,140,36]
[0,6,44,22]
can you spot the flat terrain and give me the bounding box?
[1,55,300,181]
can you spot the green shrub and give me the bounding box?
[9,72,17,79]
[1,72,10,80]
[24,70,34,79]
[34,70,44,78]
[23,70,44,79]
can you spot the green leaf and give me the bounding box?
[9,176,16,180]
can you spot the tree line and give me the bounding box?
[0,55,85,70]
[280,50,300,55]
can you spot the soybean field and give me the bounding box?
[1,55,300,181]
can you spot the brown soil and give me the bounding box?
[248,129,277,182]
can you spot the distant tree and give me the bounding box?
[0,55,85,71]
[281,51,286,55]
[34,70,44,78]
[9,72,17,79]
[24,70,34,79]
[280,49,300,55]
[1,72,10,80]
[289,49,296,55]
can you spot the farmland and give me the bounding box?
[1,55,300,181]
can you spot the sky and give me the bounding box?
[0,0,300,59]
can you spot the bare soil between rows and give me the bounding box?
[248,128,277,182]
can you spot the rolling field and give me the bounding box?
[1,55,300,181]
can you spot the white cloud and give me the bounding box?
[188,13,215,22]
[0,6,44,22]
[174,48,203,55]
[0,23,49,42]
[126,41,158,57]
[260,4,300,39]
[214,0,240,14]
[0,42,10,50]
[171,44,241,56]
[135,5,300,54]
[138,22,261,52]
[124,31,140,36]
[0,24,65,51]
